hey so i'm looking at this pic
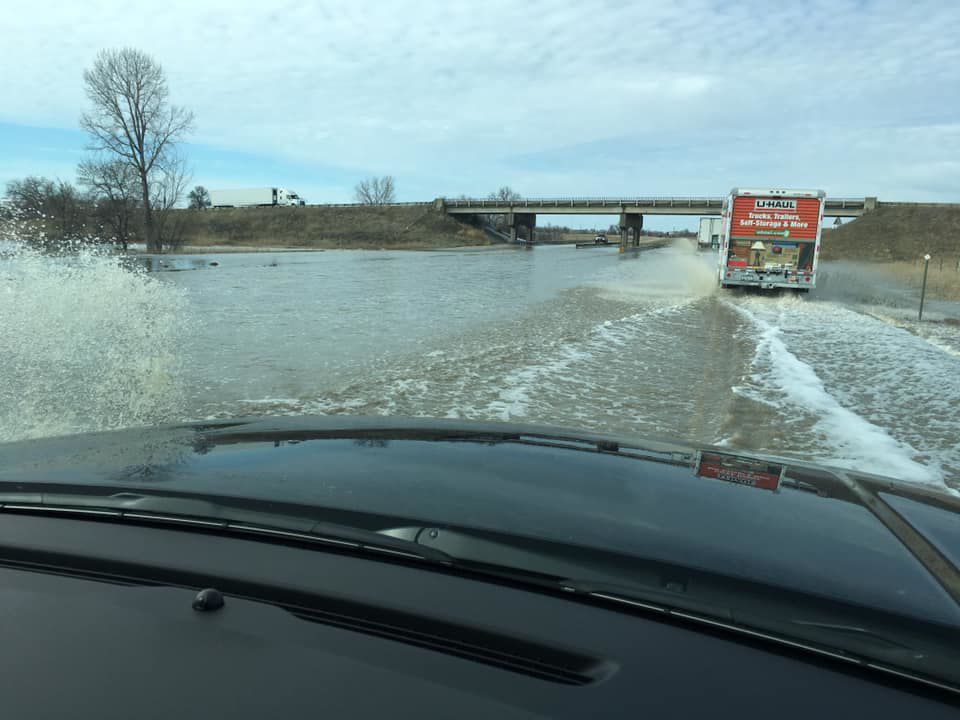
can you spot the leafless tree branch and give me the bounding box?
[354,175,396,205]
[4,176,90,246]
[80,47,194,252]
[483,185,522,230]
[77,157,141,250]
[150,152,191,252]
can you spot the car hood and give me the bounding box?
[1,415,959,623]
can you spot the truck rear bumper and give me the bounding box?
[720,268,815,290]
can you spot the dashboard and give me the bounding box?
[0,513,956,719]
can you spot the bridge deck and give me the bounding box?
[442,197,870,217]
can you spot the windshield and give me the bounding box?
[2,0,960,692]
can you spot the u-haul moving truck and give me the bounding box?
[718,188,825,291]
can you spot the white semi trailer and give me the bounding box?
[697,217,723,249]
[210,188,305,207]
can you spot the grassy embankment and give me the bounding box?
[822,204,960,300]
[170,207,693,252]
[173,204,489,251]
[822,204,960,301]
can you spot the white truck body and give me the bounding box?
[210,188,304,207]
[718,187,825,291]
[697,217,723,248]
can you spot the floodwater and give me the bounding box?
[3,240,959,490]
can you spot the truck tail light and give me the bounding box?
[804,276,811,282]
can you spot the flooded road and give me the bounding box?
[3,241,959,490]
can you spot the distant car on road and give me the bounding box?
[594,233,609,245]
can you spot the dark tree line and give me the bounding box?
[3,174,207,252]
[4,175,103,249]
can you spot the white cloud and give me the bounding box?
[2,0,959,200]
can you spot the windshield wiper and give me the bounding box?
[380,524,960,696]
[0,489,454,566]
[789,619,920,651]
[193,417,696,467]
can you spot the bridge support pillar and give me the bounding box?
[619,213,643,250]
[506,213,537,244]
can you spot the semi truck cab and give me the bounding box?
[276,188,305,206]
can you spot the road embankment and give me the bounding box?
[175,204,490,250]
[822,204,960,262]
[821,204,960,301]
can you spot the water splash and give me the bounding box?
[0,240,193,441]
[725,296,950,488]
[591,240,719,302]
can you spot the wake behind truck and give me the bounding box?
[210,187,305,207]
[718,188,825,291]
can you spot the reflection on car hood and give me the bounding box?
[1,415,959,622]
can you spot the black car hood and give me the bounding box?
[1,415,959,624]
[0,413,952,502]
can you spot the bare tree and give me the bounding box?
[78,158,141,250]
[4,176,90,245]
[187,185,210,209]
[151,152,191,252]
[80,47,194,252]
[483,185,522,230]
[47,180,87,241]
[354,175,396,205]
[5,176,55,216]
[489,186,521,204]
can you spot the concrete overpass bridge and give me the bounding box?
[438,196,877,244]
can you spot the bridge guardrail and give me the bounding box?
[291,197,870,211]
[304,202,433,208]
[443,196,726,206]
[443,197,870,209]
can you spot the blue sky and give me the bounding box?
[2,0,959,230]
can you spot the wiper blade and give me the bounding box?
[193,416,696,466]
[789,619,918,651]
[0,490,454,566]
[382,525,735,615]
[382,524,960,696]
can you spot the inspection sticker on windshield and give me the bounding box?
[696,452,784,492]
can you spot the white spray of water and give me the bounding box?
[591,240,719,303]
[0,242,193,441]
[726,299,945,487]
